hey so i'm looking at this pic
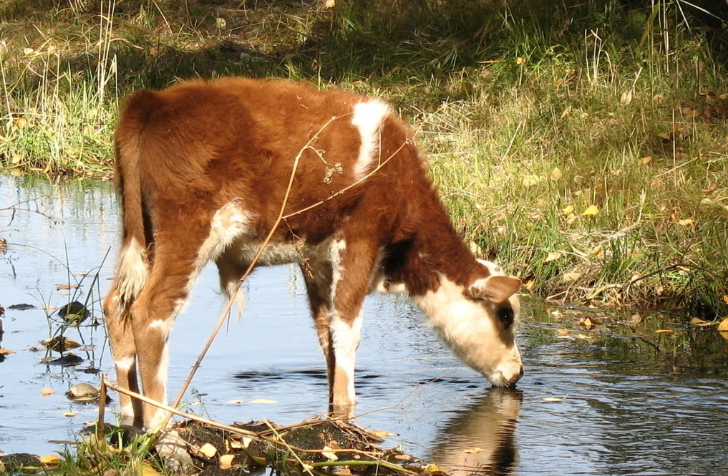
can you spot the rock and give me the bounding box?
[155,430,196,474]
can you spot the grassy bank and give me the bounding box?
[1,0,727,316]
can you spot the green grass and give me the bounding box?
[1,0,727,316]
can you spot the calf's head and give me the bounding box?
[415,260,523,388]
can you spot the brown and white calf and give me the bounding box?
[103,77,523,432]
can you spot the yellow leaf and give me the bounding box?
[40,454,61,466]
[141,462,162,476]
[561,205,574,214]
[322,446,339,461]
[543,251,562,263]
[423,464,441,473]
[41,388,55,396]
[63,412,77,417]
[199,443,217,458]
[655,329,674,334]
[463,447,484,454]
[620,89,633,105]
[580,317,595,330]
[718,317,728,332]
[55,283,79,290]
[557,328,570,335]
[562,272,582,282]
[550,167,563,180]
[219,454,235,470]
[0,348,16,355]
[677,219,695,226]
[638,156,653,165]
[581,205,599,216]
[591,244,603,259]
[522,175,541,187]
[690,317,709,326]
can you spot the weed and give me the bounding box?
[1,0,727,315]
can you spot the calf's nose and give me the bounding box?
[508,366,524,386]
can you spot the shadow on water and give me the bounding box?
[2,175,728,474]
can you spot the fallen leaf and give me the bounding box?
[543,251,562,263]
[562,272,582,282]
[557,328,570,335]
[423,464,440,473]
[334,469,352,476]
[561,205,574,214]
[141,462,162,476]
[199,443,217,458]
[41,388,56,396]
[395,454,413,461]
[322,446,339,461]
[677,219,695,226]
[638,156,653,165]
[655,329,674,334]
[522,175,542,187]
[550,167,563,180]
[462,447,484,454]
[580,317,595,330]
[581,205,599,216]
[40,454,61,466]
[591,244,603,258]
[242,437,253,448]
[690,317,709,326]
[63,412,77,417]
[0,348,15,355]
[219,454,235,470]
[621,89,633,105]
[55,283,79,290]
[718,317,728,332]
[249,398,277,404]
[542,397,565,402]
[370,429,398,437]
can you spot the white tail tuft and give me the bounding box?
[116,237,149,306]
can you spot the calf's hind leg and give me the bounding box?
[103,287,143,428]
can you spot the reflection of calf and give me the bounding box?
[431,389,522,475]
[103,77,523,432]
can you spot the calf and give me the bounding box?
[103,77,523,432]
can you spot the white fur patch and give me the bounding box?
[196,200,255,271]
[115,356,136,372]
[116,238,149,305]
[351,100,391,180]
[329,238,347,300]
[330,311,363,404]
[413,274,522,386]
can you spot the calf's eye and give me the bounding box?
[497,308,514,328]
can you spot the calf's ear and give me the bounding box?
[466,275,521,304]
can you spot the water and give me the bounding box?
[1,175,727,474]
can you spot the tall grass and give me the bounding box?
[0,0,726,316]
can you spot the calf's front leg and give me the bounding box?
[327,235,377,418]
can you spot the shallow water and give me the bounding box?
[1,175,727,474]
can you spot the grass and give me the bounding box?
[1,0,727,317]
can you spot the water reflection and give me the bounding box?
[2,175,728,474]
[431,388,521,476]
